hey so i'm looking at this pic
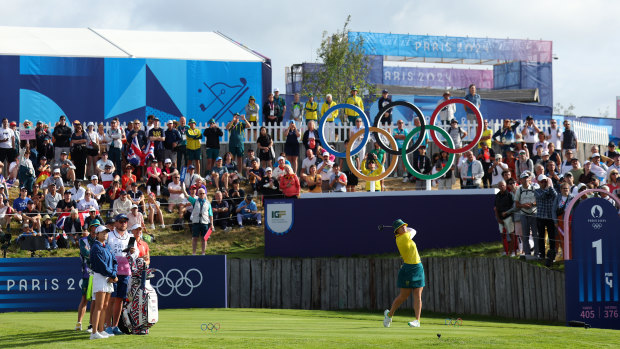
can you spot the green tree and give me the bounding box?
[302,16,375,122]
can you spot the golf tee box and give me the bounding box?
[264,190,497,257]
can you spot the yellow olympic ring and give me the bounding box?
[346,127,399,182]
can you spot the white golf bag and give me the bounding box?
[121,256,158,335]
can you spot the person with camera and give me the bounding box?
[521,116,540,156]
[279,165,300,198]
[89,225,117,340]
[360,153,383,192]
[226,113,248,171]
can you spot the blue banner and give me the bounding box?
[0,55,263,126]
[264,191,498,257]
[565,198,620,329]
[0,255,227,312]
[367,95,552,125]
[349,32,553,63]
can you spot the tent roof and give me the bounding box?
[0,26,267,62]
[0,26,128,57]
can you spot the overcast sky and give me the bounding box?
[1,0,618,117]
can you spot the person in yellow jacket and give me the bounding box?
[320,94,338,142]
[360,156,383,191]
[345,86,364,124]
[383,219,425,328]
[185,119,203,175]
[303,94,318,125]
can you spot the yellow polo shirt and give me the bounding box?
[395,229,420,264]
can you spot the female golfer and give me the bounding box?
[89,225,118,340]
[383,219,424,328]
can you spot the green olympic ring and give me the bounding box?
[402,125,455,180]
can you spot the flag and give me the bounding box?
[127,136,144,166]
[203,227,213,242]
[55,210,97,230]
[143,140,155,165]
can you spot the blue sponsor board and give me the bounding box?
[565,198,620,329]
[0,255,227,312]
[264,190,498,257]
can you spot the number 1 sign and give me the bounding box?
[565,197,620,329]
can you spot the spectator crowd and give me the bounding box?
[1,85,617,262]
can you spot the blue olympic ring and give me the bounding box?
[444,318,463,326]
[318,103,370,158]
[201,322,221,332]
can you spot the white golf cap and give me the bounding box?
[131,204,138,209]
[265,167,272,172]
[89,207,96,212]
[165,158,172,164]
[520,172,530,179]
[277,156,285,161]
[91,175,98,180]
[542,151,549,156]
[537,174,547,181]
[322,152,329,156]
[273,87,279,92]
[87,122,94,127]
[592,153,601,158]
[53,168,61,173]
[167,120,173,124]
[130,223,142,231]
[495,154,503,159]
[95,226,110,234]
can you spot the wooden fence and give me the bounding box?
[227,257,566,322]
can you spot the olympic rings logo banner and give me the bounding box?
[150,255,227,309]
[0,255,228,312]
[317,99,483,181]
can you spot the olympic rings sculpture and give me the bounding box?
[201,322,221,332]
[444,318,463,326]
[317,99,484,180]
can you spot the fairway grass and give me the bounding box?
[0,308,618,348]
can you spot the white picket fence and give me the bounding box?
[36,118,609,146]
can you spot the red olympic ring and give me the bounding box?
[429,99,484,154]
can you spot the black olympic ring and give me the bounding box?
[373,100,427,156]
[444,318,463,326]
[201,322,221,332]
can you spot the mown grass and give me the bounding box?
[0,308,617,348]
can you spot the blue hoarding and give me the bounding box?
[264,191,498,258]
[367,95,552,125]
[0,255,227,312]
[0,55,263,126]
[565,198,620,329]
[349,32,553,63]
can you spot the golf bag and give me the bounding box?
[120,256,159,335]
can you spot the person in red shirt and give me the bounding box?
[130,224,150,265]
[279,165,300,198]
[121,164,137,191]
